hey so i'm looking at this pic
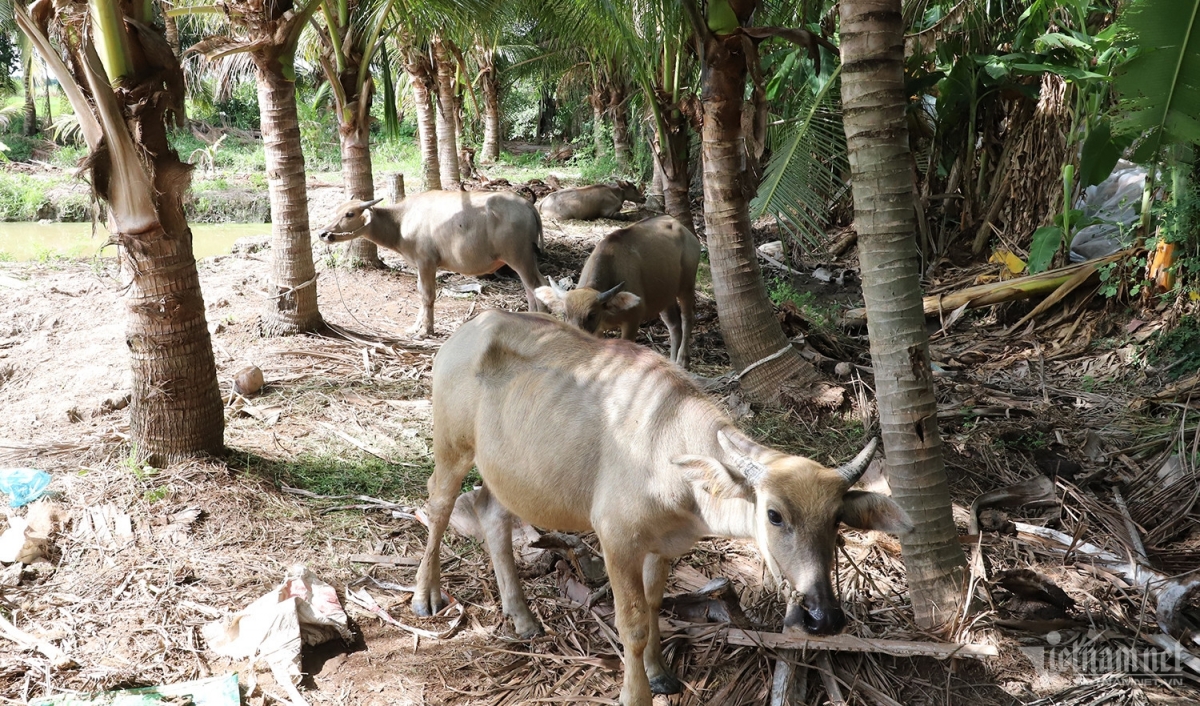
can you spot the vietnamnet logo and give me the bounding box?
[1019,631,1185,682]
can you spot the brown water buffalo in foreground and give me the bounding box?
[536,215,700,368]
[316,191,547,337]
[413,310,912,706]
[536,181,645,220]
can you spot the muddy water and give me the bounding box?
[0,221,271,261]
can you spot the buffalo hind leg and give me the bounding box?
[659,304,683,366]
[677,288,695,370]
[642,554,682,694]
[507,252,549,314]
[473,485,542,637]
[412,447,474,617]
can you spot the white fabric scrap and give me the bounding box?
[202,565,351,705]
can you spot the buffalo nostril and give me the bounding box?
[788,601,846,636]
[805,607,846,636]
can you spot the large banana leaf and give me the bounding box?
[1113,0,1200,160]
[750,64,847,255]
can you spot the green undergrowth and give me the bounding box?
[0,171,88,221]
[1150,316,1200,380]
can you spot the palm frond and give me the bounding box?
[751,64,847,255]
[0,104,20,133]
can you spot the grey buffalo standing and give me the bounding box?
[536,215,700,368]
[317,191,548,337]
[413,310,912,706]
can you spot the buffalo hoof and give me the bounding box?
[514,621,545,640]
[649,672,683,695]
[411,589,447,618]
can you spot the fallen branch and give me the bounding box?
[842,250,1132,326]
[348,554,420,566]
[280,486,417,518]
[829,230,858,258]
[666,619,997,659]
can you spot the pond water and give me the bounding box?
[0,222,272,261]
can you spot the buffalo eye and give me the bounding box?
[346,211,354,218]
[767,509,783,526]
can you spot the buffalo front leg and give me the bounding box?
[473,485,542,637]
[408,264,437,338]
[659,304,683,366]
[603,544,653,706]
[413,449,473,617]
[642,554,682,694]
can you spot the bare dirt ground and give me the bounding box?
[0,182,1198,705]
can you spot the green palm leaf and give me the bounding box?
[1112,0,1200,159]
[751,64,847,255]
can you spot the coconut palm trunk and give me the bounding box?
[21,62,36,136]
[652,108,695,229]
[608,83,631,169]
[840,0,966,628]
[256,64,323,334]
[126,207,225,463]
[696,5,823,403]
[480,55,501,163]
[161,2,180,55]
[590,84,608,159]
[404,47,441,190]
[339,112,385,267]
[17,0,223,463]
[432,36,461,189]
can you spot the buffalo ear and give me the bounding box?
[534,286,566,314]
[603,291,641,313]
[672,455,755,500]
[840,491,913,535]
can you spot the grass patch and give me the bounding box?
[233,449,433,501]
[745,409,867,467]
[767,276,840,330]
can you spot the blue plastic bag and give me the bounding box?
[0,468,52,507]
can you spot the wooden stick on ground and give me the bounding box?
[667,620,998,660]
[0,613,75,669]
[816,653,846,706]
[770,652,794,706]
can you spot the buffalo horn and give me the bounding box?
[837,437,880,485]
[597,281,625,304]
[717,429,768,486]
[362,198,384,209]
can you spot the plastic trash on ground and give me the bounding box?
[0,500,66,564]
[202,565,351,706]
[1070,159,1147,263]
[29,674,239,705]
[0,468,51,507]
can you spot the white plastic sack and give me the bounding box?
[1070,160,1147,263]
[202,565,351,705]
